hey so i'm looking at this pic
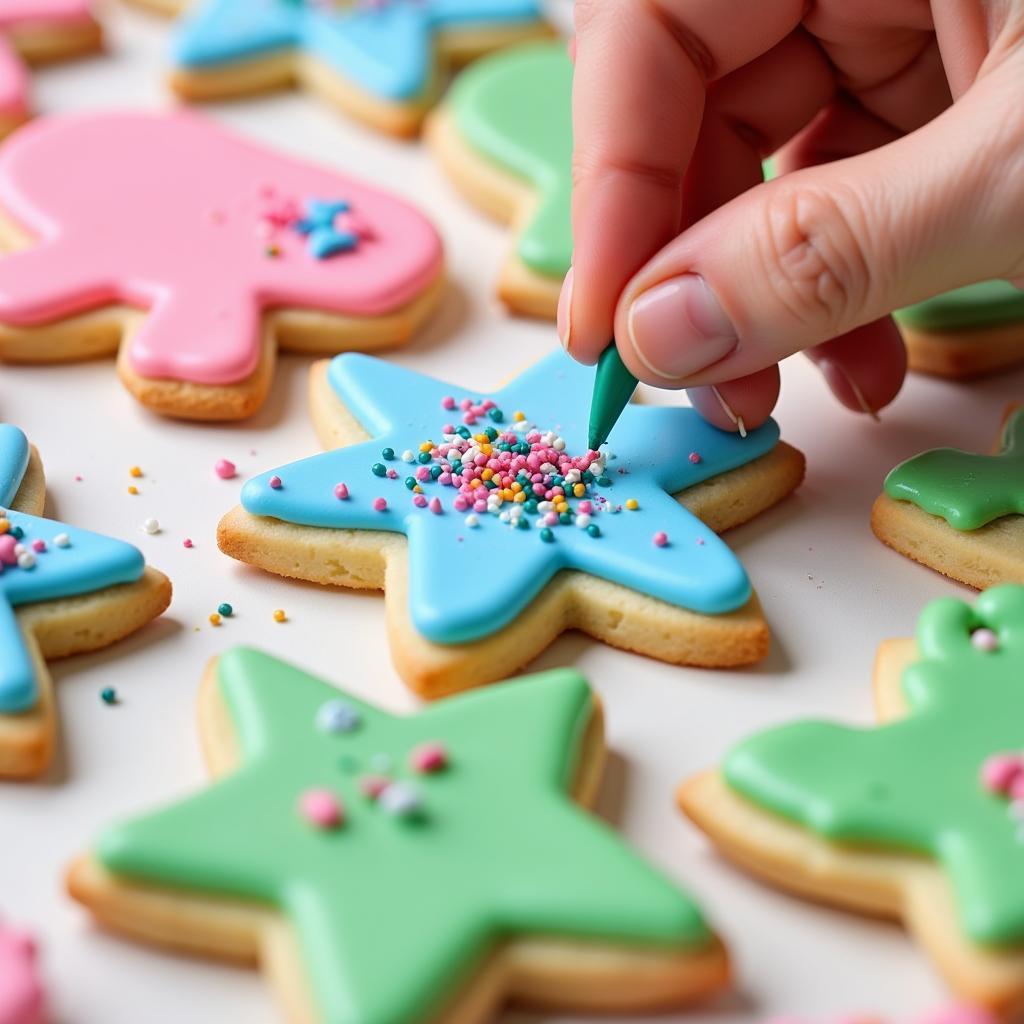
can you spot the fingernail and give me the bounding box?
[626,275,736,380]
[557,266,574,353]
[819,359,880,422]
[711,386,747,438]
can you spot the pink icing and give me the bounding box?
[0,111,443,385]
[0,38,27,119]
[0,0,93,31]
[0,924,44,1024]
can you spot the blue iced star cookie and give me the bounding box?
[228,350,798,690]
[0,425,150,716]
[172,0,549,132]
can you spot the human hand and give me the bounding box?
[561,1,1024,430]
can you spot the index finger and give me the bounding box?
[565,0,804,363]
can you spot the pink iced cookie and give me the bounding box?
[0,924,44,1024]
[0,110,444,420]
[0,1,99,133]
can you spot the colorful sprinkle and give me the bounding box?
[218,603,233,617]
[689,452,702,464]
[372,497,387,512]
[378,781,422,818]
[653,531,669,547]
[401,450,415,463]
[465,514,479,528]
[53,533,70,548]
[141,518,160,535]
[625,498,639,510]
[269,476,283,490]
[316,699,361,734]
[971,628,999,652]
[371,462,386,477]
[214,458,237,479]
[30,539,45,553]
[410,742,448,774]
[129,466,142,478]
[334,482,350,500]
[298,789,344,829]
[381,447,395,460]
[981,752,1024,794]
[273,608,287,623]
[358,774,391,800]
[428,497,442,515]
[127,485,139,495]
[100,687,117,705]
[209,613,222,627]
[182,538,193,549]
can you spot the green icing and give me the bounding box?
[883,406,1024,530]
[97,648,709,1024]
[450,42,572,277]
[896,280,1024,333]
[724,585,1024,947]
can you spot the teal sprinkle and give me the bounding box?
[371,463,386,477]
[484,426,498,440]
[597,476,612,487]
[497,443,511,452]
[217,603,233,617]
[552,475,564,488]
[100,687,117,705]
[540,527,554,542]
[489,409,504,423]
[457,426,471,439]
[484,479,497,490]
[430,466,442,480]
[417,452,431,465]
[524,500,538,515]
[587,524,601,538]
[381,447,395,461]
[582,471,594,484]
[404,477,417,491]
[559,512,572,525]
[516,517,530,530]
[10,526,22,540]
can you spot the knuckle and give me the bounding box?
[759,184,872,334]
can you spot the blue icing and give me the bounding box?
[0,430,146,713]
[240,350,780,645]
[293,199,358,260]
[174,0,544,101]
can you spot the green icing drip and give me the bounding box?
[450,42,572,278]
[97,648,709,1024]
[895,280,1024,333]
[883,406,1024,530]
[724,585,1024,947]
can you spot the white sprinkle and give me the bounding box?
[379,782,422,817]
[540,463,557,475]
[142,518,160,535]
[316,699,361,734]
[464,514,479,528]
[575,513,592,529]
[565,469,581,483]
[53,533,70,548]
[553,438,566,451]
[17,552,35,570]
[538,501,554,513]
[499,511,510,523]
[401,450,415,463]
[13,543,25,556]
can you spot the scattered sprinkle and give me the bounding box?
[183,538,194,549]
[378,781,422,818]
[53,533,70,548]
[141,518,160,535]
[689,451,702,464]
[209,613,222,627]
[465,514,479,528]
[269,475,283,490]
[218,603,233,617]
[31,539,45,553]
[371,462,386,477]
[381,447,395,461]
[653,531,669,547]
[316,699,361,734]
[359,774,390,800]
[410,742,448,774]
[100,687,118,705]
[273,608,287,623]
[298,788,344,829]
[129,466,142,478]
[625,498,639,511]
[372,497,387,512]
[127,485,139,495]
[972,628,999,652]
[214,459,237,480]
[334,482,349,500]
[401,450,415,463]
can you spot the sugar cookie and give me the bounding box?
[218,349,805,696]
[427,41,569,317]
[0,1,102,139]
[143,0,554,138]
[896,282,1024,379]
[69,647,730,1022]
[0,111,444,420]
[681,585,1024,1012]
[872,403,1024,590]
[0,423,171,778]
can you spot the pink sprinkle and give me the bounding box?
[359,774,390,800]
[214,458,237,480]
[416,467,430,482]
[269,476,283,490]
[386,469,398,480]
[413,494,427,508]
[410,742,448,774]
[372,497,387,512]
[981,753,1024,794]
[463,412,477,426]
[689,451,701,464]
[31,539,45,553]
[453,496,469,512]
[0,535,16,565]
[653,531,669,547]
[696,537,705,545]
[298,789,344,829]
[334,483,349,500]
[441,396,456,411]
[428,497,442,515]
[971,628,999,652]
[578,500,593,514]
[183,538,194,549]
[74,474,83,482]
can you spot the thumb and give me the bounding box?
[612,66,1024,389]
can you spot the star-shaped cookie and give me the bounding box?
[681,585,1024,1011]
[69,647,729,1023]
[0,1,102,139]
[428,41,570,317]
[872,402,1024,589]
[0,423,171,777]
[218,350,805,695]
[144,0,553,138]
[0,111,444,420]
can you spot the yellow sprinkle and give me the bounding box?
[626,498,639,510]
[556,501,568,513]
[129,466,142,478]
[513,411,525,422]
[0,518,8,534]
[482,468,493,481]
[502,488,514,501]
[273,609,287,623]
[479,444,492,456]
[127,485,139,495]
[208,613,221,627]
[419,442,432,453]
[474,433,488,443]
[413,484,423,494]
[513,491,526,503]
[469,479,481,489]
[573,483,586,498]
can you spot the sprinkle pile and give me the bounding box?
[344,395,668,540]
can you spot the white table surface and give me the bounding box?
[4,5,1022,1022]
